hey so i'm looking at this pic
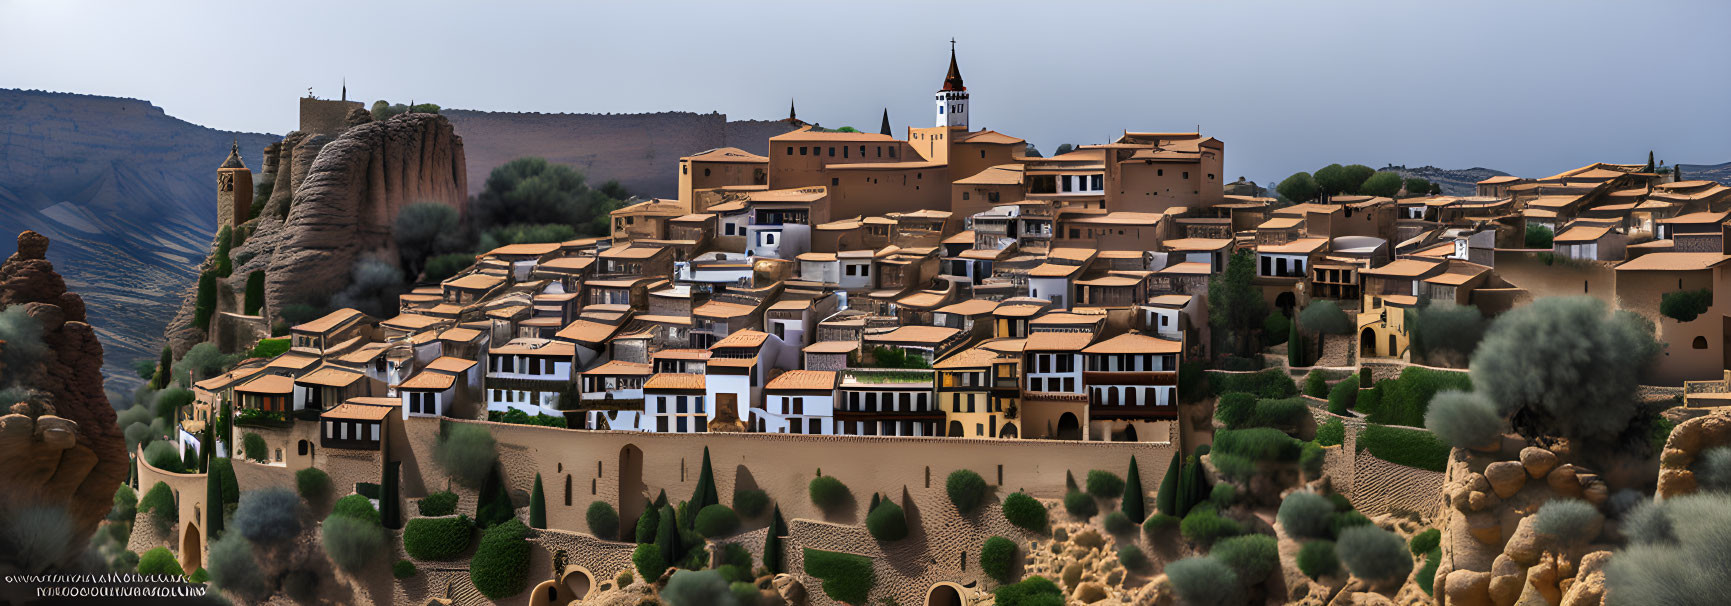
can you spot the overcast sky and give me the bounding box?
[3,0,1727,184]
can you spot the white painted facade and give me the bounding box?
[1025,352,1083,394]
[760,392,836,435]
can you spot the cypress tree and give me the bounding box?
[154,346,173,390]
[635,504,660,544]
[193,271,217,330]
[1287,315,1306,367]
[1121,456,1146,523]
[693,447,718,511]
[763,505,786,574]
[652,489,668,510]
[654,504,682,568]
[243,271,266,316]
[197,426,211,473]
[382,461,401,529]
[529,473,547,529]
[205,446,222,541]
[1155,454,1180,516]
[1645,150,1656,173]
[1176,454,1210,517]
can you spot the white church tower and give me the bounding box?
[935,39,969,129]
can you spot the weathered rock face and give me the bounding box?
[0,231,127,562]
[262,112,466,312]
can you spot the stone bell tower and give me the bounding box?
[217,141,252,230]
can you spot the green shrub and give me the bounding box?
[1180,503,1241,546]
[1278,491,1334,540]
[1533,499,1600,539]
[1409,528,1441,555]
[802,548,873,605]
[808,475,850,512]
[662,569,733,606]
[729,580,758,605]
[1211,534,1278,581]
[1118,544,1151,573]
[1358,366,1472,427]
[1099,511,1132,535]
[281,570,319,602]
[1297,540,1340,579]
[1002,492,1047,531]
[980,536,1017,583]
[110,484,138,522]
[193,271,217,329]
[1209,483,1236,508]
[1357,424,1450,472]
[1213,427,1303,462]
[1330,510,1372,538]
[246,338,289,359]
[763,506,786,574]
[636,504,661,544]
[1155,455,1180,516]
[403,515,473,560]
[418,491,458,517]
[187,567,208,583]
[1305,369,1329,397]
[945,469,988,514]
[1263,310,1291,346]
[1417,547,1441,595]
[993,575,1063,606]
[732,488,769,518]
[695,504,740,538]
[393,559,417,579]
[529,473,546,529]
[434,424,498,488]
[1660,289,1712,323]
[322,513,385,572]
[242,432,267,463]
[1120,456,1146,523]
[206,535,268,601]
[1063,491,1097,518]
[137,547,183,576]
[1315,418,1345,447]
[865,501,908,542]
[143,440,184,473]
[1327,374,1357,415]
[1425,390,1504,449]
[1144,513,1179,533]
[1206,368,1298,399]
[1251,397,1310,428]
[295,468,330,502]
[1085,470,1124,499]
[474,467,515,529]
[1525,224,1553,248]
[616,570,633,587]
[331,494,381,525]
[632,543,666,581]
[138,481,176,521]
[1697,446,1731,492]
[1336,525,1411,583]
[586,501,619,539]
[1300,442,1326,478]
[1175,453,1210,517]
[1214,393,1256,429]
[1165,556,1242,606]
[470,519,532,599]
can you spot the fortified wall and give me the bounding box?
[443,110,798,199]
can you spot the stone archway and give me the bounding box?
[618,445,645,542]
[1360,327,1376,358]
[1000,423,1019,439]
[1056,413,1082,441]
[180,522,202,573]
[926,582,966,606]
[560,565,594,601]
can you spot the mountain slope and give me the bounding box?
[1381,165,1512,197]
[0,89,278,388]
[1677,161,1731,185]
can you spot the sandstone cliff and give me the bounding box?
[0,231,128,567]
[444,109,797,198]
[163,112,467,355]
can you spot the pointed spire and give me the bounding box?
[941,38,965,92]
[220,139,246,170]
[341,77,347,102]
[879,108,892,136]
[789,98,797,121]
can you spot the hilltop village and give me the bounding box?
[93,45,1731,606]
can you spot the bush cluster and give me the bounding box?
[1357,424,1451,472]
[1315,418,1345,447]
[993,575,1063,606]
[418,491,458,516]
[1085,470,1124,499]
[732,488,769,518]
[1358,366,1473,427]
[1214,427,1303,462]
[807,475,850,512]
[1305,369,1329,398]
[1206,368,1299,399]
[1408,528,1441,555]
[403,515,474,560]
[866,500,908,541]
[1217,395,1309,430]
[294,468,330,502]
[1327,374,1358,415]
[393,559,417,579]
[1297,540,1339,579]
[137,547,184,576]
[1118,544,1151,573]
[632,543,665,581]
[242,433,268,463]
[587,501,619,539]
[322,513,385,572]
[1002,492,1047,530]
[470,519,532,599]
[1212,534,1278,581]
[233,488,301,546]
[979,536,1017,583]
[695,504,740,538]
[1063,491,1097,518]
[434,425,498,489]
[1143,513,1179,533]
[1533,499,1600,540]
[1180,503,1242,546]
[1165,556,1242,606]
[1278,491,1335,540]
[802,548,873,605]
[946,469,988,514]
[1336,525,1412,583]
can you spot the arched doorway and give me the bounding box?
[1275,292,1297,315]
[1123,424,1139,443]
[947,421,964,437]
[1056,413,1082,441]
[560,565,594,600]
[926,583,964,606]
[617,445,645,542]
[298,439,313,460]
[1001,424,1019,439]
[1360,327,1376,358]
[180,522,202,573]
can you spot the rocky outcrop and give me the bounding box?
[0,231,127,562]
[1656,411,1731,498]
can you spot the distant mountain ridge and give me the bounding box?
[1677,161,1731,186]
[0,88,279,389]
[1381,165,1512,197]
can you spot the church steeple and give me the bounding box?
[880,108,892,136]
[934,39,970,130]
[789,98,797,121]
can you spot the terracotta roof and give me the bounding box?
[382,314,443,331]
[932,346,1004,369]
[1158,262,1212,275]
[1162,238,1233,252]
[994,304,1047,318]
[293,308,366,334]
[1258,217,1303,230]
[555,320,621,344]
[748,187,828,203]
[1614,253,1731,272]
[322,402,394,422]
[1048,248,1096,262]
[958,130,1022,145]
[797,252,837,262]
[897,291,948,309]
[1361,259,1441,278]
[237,374,294,395]
[1084,332,1181,354]
[643,373,706,390]
[804,341,859,355]
[866,326,960,345]
[1413,242,1456,258]
[268,354,320,371]
[1258,238,1329,255]
[1553,225,1611,243]
[399,371,457,391]
[1022,332,1097,352]
[954,164,1024,185]
[942,230,975,245]
[1148,294,1193,307]
[445,273,506,291]
[770,299,813,311]
[712,330,770,349]
[296,366,365,388]
[766,370,838,391]
[1658,211,1729,224]
[424,357,476,374]
[1075,275,1143,287]
[490,339,577,357]
[584,360,653,376]
[486,242,561,257]
[958,247,1012,260]
[824,161,944,172]
[653,349,712,361]
[334,342,390,364]
[1031,312,1105,326]
[936,299,999,316]
[1028,263,1085,278]
[600,245,666,260]
[770,126,895,142]
[1477,175,1521,184]
[1423,264,1490,286]
[694,301,757,319]
[1066,212,1163,226]
[683,147,768,163]
[195,365,265,391]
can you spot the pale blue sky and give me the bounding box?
[3,0,1727,184]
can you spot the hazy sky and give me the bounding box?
[3,0,1727,184]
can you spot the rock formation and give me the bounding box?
[0,231,128,561]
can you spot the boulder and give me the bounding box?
[1526,554,1562,606]
[1559,551,1611,606]
[1072,581,1109,603]
[1488,554,1527,606]
[1485,462,1528,499]
[1582,481,1609,506]
[1444,569,1494,606]
[1468,491,1500,512]
[771,574,806,606]
[1547,465,1583,499]
[1503,517,1542,566]
[1519,448,1558,479]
